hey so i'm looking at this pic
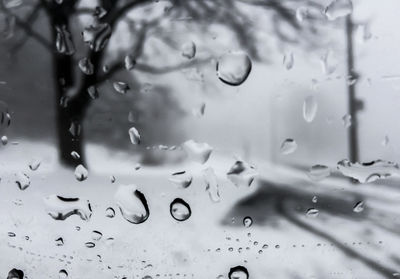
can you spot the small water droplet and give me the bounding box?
[308,165,330,181]
[87,86,99,99]
[59,269,68,278]
[114,184,150,224]
[181,41,196,59]
[306,208,319,217]
[56,25,75,55]
[203,167,221,202]
[280,139,297,155]
[228,266,249,279]
[91,230,103,241]
[283,52,294,70]
[217,52,252,86]
[303,95,318,122]
[15,172,30,190]
[85,241,95,248]
[182,139,212,164]
[342,114,352,128]
[82,23,111,52]
[169,171,192,188]
[68,121,81,138]
[29,158,41,171]
[353,201,365,213]
[44,195,92,221]
[110,175,116,183]
[105,207,115,218]
[71,151,80,160]
[243,216,253,228]
[74,164,88,181]
[113,81,130,94]
[78,57,94,75]
[55,237,64,246]
[382,135,389,147]
[170,198,191,221]
[227,160,258,187]
[1,135,8,145]
[312,196,318,203]
[128,127,141,145]
[125,55,136,70]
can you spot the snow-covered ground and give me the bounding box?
[1,142,400,278]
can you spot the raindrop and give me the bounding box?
[128,127,141,145]
[283,52,294,70]
[105,207,115,218]
[85,241,95,248]
[312,196,318,203]
[87,86,99,99]
[59,269,68,278]
[7,269,23,279]
[110,175,116,183]
[181,41,196,59]
[382,135,389,147]
[280,139,297,155]
[228,266,249,279]
[44,195,92,221]
[71,151,80,160]
[91,230,103,241]
[93,6,107,18]
[306,208,319,217]
[203,167,221,202]
[303,95,318,122]
[243,216,253,228]
[320,50,337,75]
[170,198,191,221]
[15,172,30,190]
[8,232,16,237]
[216,52,252,86]
[353,201,365,213]
[169,171,192,188]
[29,158,41,171]
[82,23,111,52]
[308,165,330,181]
[182,139,212,164]
[74,164,88,181]
[78,57,94,75]
[227,160,258,187]
[125,55,136,70]
[56,25,75,55]
[55,237,64,246]
[114,184,150,224]
[342,114,352,128]
[113,81,130,94]
[324,0,353,20]
[69,121,81,138]
[337,159,400,183]
[1,135,8,145]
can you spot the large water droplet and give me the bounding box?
[228,266,249,279]
[308,165,331,181]
[44,195,92,221]
[78,57,94,75]
[59,269,68,278]
[280,139,297,155]
[203,167,221,202]
[227,160,258,187]
[114,184,150,224]
[169,171,192,188]
[74,164,88,181]
[105,207,115,218]
[56,25,75,55]
[170,198,191,221]
[7,269,24,279]
[306,208,319,217]
[128,127,141,145]
[243,216,253,228]
[303,95,318,122]
[182,139,212,164]
[82,23,111,52]
[216,52,252,86]
[324,0,353,20]
[181,41,196,59]
[15,172,30,190]
[337,159,400,183]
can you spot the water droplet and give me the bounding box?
[93,6,107,18]
[181,41,196,59]
[170,198,191,221]
[283,52,294,70]
[78,57,94,75]
[74,164,88,181]
[82,23,111,52]
[227,160,258,187]
[56,25,75,55]
[308,165,330,181]
[382,135,389,147]
[110,175,116,183]
[105,207,115,218]
[203,167,221,202]
[113,81,130,94]
[306,208,319,217]
[3,0,22,9]
[337,159,400,183]
[312,196,318,203]
[228,266,249,279]
[125,55,136,70]
[7,268,23,279]
[85,241,95,248]
[8,232,16,237]
[71,151,80,160]
[128,127,141,145]
[59,269,68,278]
[91,230,103,241]
[169,171,192,188]
[44,195,92,221]
[1,135,8,145]
[320,50,337,75]
[216,52,252,86]
[280,139,297,155]
[353,201,365,213]
[303,95,318,122]
[29,158,41,171]
[68,121,81,138]
[15,172,30,190]
[114,184,150,224]
[182,139,212,164]
[55,237,64,246]
[342,114,352,128]
[87,86,99,99]
[243,216,253,228]
[324,0,353,20]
